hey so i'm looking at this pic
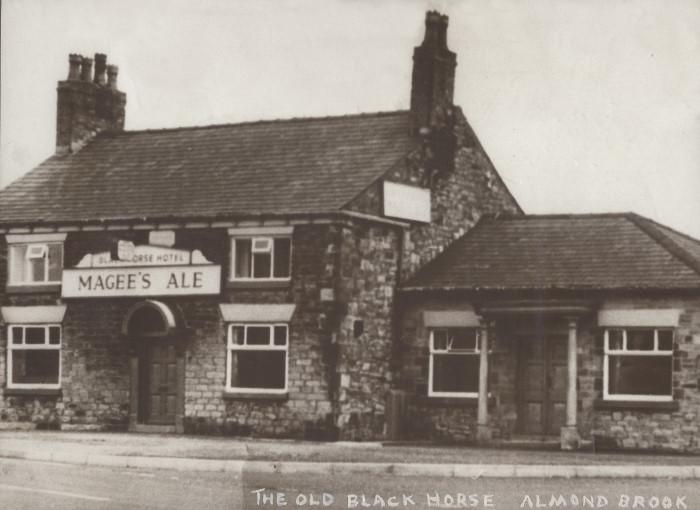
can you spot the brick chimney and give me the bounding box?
[410,11,457,134]
[56,53,126,154]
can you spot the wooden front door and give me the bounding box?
[139,341,178,425]
[517,333,567,436]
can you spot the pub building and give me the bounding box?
[1,12,699,452]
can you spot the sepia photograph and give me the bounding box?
[0,0,699,508]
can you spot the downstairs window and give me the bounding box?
[226,324,288,393]
[428,328,480,398]
[604,328,673,401]
[7,324,62,389]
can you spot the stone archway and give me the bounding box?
[123,300,185,433]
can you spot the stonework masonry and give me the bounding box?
[397,293,700,452]
[1,225,345,437]
[0,10,528,441]
[588,298,700,452]
[0,106,522,440]
[335,104,521,441]
[334,223,401,439]
[7,12,695,453]
[335,103,521,440]
[346,106,522,282]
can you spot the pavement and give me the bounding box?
[1,430,699,478]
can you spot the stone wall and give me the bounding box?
[58,299,132,430]
[396,295,521,441]
[587,298,700,453]
[1,103,524,441]
[397,292,700,452]
[345,107,522,282]
[0,225,342,438]
[187,224,338,438]
[334,222,401,439]
[337,107,522,440]
[0,232,138,431]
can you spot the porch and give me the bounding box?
[433,300,590,449]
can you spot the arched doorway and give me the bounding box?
[123,300,184,433]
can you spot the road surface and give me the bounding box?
[0,458,697,509]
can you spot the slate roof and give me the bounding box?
[405,213,700,291]
[0,111,415,225]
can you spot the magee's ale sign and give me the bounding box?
[61,243,221,298]
[62,265,221,298]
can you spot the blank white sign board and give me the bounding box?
[383,181,431,223]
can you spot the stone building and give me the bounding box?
[399,214,700,452]
[0,12,520,440]
[1,11,698,452]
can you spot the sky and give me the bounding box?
[1,0,699,237]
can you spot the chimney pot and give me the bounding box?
[68,54,82,81]
[80,56,93,82]
[423,11,449,49]
[106,65,119,90]
[94,53,107,85]
[56,53,126,154]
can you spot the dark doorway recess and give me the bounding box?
[123,300,185,433]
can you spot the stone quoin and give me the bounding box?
[0,11,699,452]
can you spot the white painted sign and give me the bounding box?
[62,265,221,298]
[383,181,431,223]
[76,245,211,268]
[149,230,176,247]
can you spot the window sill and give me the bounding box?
[3,388,62,397]
[222,391,289,401]
[593,399,678,412]
[226,280,291,290]
[5,284,61,294]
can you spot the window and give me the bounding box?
[7,325,62,389]
[8,243,63,285]
[7,233,66,286]
[226,324,288,393]
[603,328,673,401]
[428,328,480,398]
[231,237,291,280]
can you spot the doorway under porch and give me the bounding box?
[476,301,593,449]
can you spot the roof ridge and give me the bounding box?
[109,109,410,136]
[626,213,700,278]
[631,212,700,246]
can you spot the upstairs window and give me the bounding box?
[7,325,62,389]
[428,328,480,398]
[231,236,291,280]
[7,234,65,286]
[604,328,673,401]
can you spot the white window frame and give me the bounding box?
[229,236,292,281]
[7,324,62,390]
[603,328,673,402]
[225,323,289,394]
[6,233,66,287]
[428,327,480,398]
